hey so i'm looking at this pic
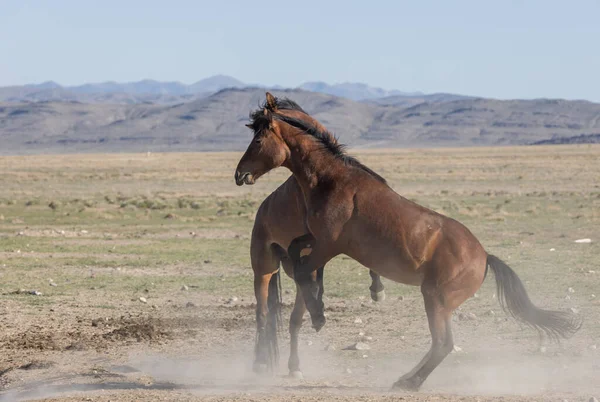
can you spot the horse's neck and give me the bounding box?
[284,139,339,197]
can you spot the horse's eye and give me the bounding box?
[254,138,262,144]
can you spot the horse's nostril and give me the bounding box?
[235,171,250,185]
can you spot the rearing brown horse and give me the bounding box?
[250,174,385,378]
[235,93,581,391]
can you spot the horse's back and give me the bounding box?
[346,177,485,284]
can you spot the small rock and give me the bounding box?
[344,342,371,351]
[539,346,547,354]
[589,270,596,274]
[486,310,496,316]
[181,285,189,291]
[398,296,404,301]
[574,238,592,243]
[458,312,477,321]
[139,297,147,304]
[17,231,24,236]
[590,344,597,350]
[451,345,463,353]
[203,260,212,264]
[549,248,556,251]
[186,302,196,308]
[345,368,352,374]
[324,344,336,351]
[565,295,571,300]
[473,293,479,298]
[226,296,238,304]
[306,340,313,346]
[569,307,579,314]
[49,282,57,287]
[591,294,596,299]
[80,230,88,234]
[362,354,368,358]
[362,336,373,342]
[568,287,575,294]
[353,318,363,324]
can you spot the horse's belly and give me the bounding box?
[347,250,424,286]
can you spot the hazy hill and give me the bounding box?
[2,88,599,155]
[366,93,476,107]
[298,81,421,101]
[0,75,246,104]
[0,76,440,104]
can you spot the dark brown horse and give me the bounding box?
[251,174,385,378]
[235,93,581,391]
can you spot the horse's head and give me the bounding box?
[235,92,327,186]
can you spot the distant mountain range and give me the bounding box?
[0,75,249,104]
[0,75,460,104]
[2,86,599,155]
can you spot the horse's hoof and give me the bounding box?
[371,290,386,302]
[289,370,304,380]
[252,363,269,375]
[392,377,421,392]
[312,315,326,332]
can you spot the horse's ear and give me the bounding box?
[245,123,253,129]
[265,92,277,111]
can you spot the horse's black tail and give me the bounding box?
[487,254,582,341]
[265,268,282,371]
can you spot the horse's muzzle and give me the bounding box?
[235,171,254,186]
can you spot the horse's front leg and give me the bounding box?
[287,234,333,332]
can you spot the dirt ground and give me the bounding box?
[0,146,598,401]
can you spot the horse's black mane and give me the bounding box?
[248,97,305,133]
[248,96,386,184]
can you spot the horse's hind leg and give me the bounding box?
[280,249,323,379]
[369,270,386,302]
[288,282,307,379]
[393,285,454,391]
[251,242,280,374]
[393,255,485,391]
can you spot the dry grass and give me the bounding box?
[0,145,599,401]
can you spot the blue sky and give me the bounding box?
[1,0,599,101]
